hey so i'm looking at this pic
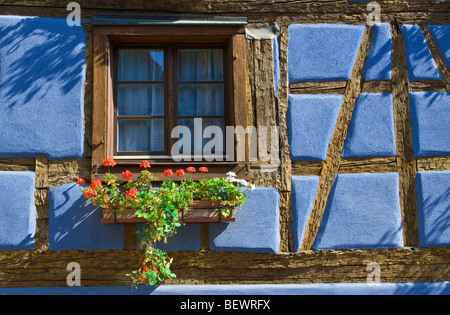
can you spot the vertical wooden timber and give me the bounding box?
[34,156,49,251]
[91,32,109,180]
[300,26,374,251]
[391,21,419,246]
[277,27,294,252]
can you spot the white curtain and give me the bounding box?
[178,49,224,116]
[118,50,164,152]
[116,49,225,153]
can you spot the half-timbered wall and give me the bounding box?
[0,0,449,289]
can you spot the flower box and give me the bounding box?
[101,200,236,224]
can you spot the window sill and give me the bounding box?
[92,161,249,182]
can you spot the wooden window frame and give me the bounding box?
[92,25,248,181]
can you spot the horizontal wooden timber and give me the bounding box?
[416,155,450,172]
[0,158,35,172]
[292,156,398,176]
[0,247,448,287]
[410,81,448,93]
[0,1,449,25]
[290,80,448,95]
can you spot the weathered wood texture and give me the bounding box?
[0,247,448,287]
[300,26,375,251]
[0,1,449,25]
[417,156,450,172]
[391,22,419,247]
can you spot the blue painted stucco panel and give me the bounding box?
[209,187,280,253]
[428,25,450,69]
[138,222,202,251]
[416,171,450,247]
[288,24,365,82]
[0,16,85,160]
[401,24,441,81]
[288,94,343,161]
[410,92,450,157]
[313,173,403,251]
[342,93,396,158]
[48,182,124,250]
[291,176,320,252]
[0,171,36,251]
[363,23,392,81]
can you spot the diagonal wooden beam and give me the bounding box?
[300,26,375,251]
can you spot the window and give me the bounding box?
[114,46,229,158]
[91,22,248,180]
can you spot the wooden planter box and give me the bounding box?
[101,200,236,224]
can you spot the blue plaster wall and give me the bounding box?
[0,171,36,250]
[312,173,403,251]
[288,24,365,82]
[209,188,280,253]
[1,282,448,295]
[428,25,450,69]
[401,24,441,81]
[140,223,202,252]
[342,93,396,158]
[48,182,125,250]
[0,16,85,160]
[291,176,320,252]
[416,171,450,247]
[364,23,392,81]
[410,92,450,157]
[288,94,343,161]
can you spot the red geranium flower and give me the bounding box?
[77,178,85,185]
[175,169,185,177]
[122,170,133,180]
[164,169,173,177]
[84,189,97,199]
[153,268,159,274]
[140,160,151,168]
[103,157,116,167]
[143,266,150,273]
[90,180,102,189]
[199,167,208,173]
[126,188,138,200]
[186,166,196,173]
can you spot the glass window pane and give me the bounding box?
[118,119,164,152]
[178,84,224,116]
[119,50,164,82]
[177,118,224,154]
[178,49,223,82]
[118,84,164,116]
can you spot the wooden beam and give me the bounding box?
[0,247,448,287]
[300,26,375,251]
[391,21,419,246]
[417,156,450,172]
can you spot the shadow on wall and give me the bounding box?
[48,183,124,251]
[0,17,85,109]
[417,173,450,247]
